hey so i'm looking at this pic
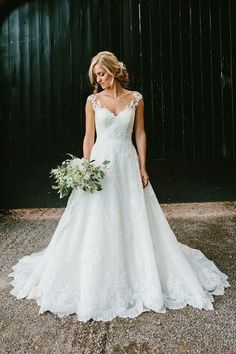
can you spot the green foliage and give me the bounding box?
[50,154,110,198]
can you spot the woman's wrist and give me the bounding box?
[140,164,146,171]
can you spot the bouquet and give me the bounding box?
[50,154,110,198]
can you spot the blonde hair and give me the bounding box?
[88,51,129,93]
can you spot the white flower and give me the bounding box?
[70,158,83,168]
[50,154,110,198]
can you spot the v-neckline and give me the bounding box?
[96,92,135,117]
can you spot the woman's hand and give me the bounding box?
[140,168,149,188]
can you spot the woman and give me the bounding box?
[9,51,229,322]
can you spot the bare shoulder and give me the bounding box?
[125,89,143,101]
[133,90,143,99]
[122,89,143,103]
[125,89,141,96]
[94,92,103,99]
[86,93,96,101]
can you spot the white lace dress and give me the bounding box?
[8,91,229,322]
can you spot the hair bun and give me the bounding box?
[119,61,125,72]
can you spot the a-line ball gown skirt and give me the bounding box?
[8,92,229,322]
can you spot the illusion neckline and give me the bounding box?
[96,100,135,117]
[95,92,136,117]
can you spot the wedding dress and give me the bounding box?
[9,91,229,322]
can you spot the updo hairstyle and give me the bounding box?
[88,51,129,93]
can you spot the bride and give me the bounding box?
[9,51,229,322]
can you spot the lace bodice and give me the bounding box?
[87,91,143,144]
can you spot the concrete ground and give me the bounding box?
[0,202,235,354]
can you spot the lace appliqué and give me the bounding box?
[133,91,143,106]
[87,91,143,116]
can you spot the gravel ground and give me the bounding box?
[0,202,235,354]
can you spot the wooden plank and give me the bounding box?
[160,0,175,159]
[170,0,184,159]
[139,0,153,157]
[208,0,216,159]
[180,0,194,160]
[220,0,234,159]
[148,0,163,159]
[0,15,10,165]
[28,1,41,162]
[48,0,63,161]
[9,6,21,164]
[110,0,122,58]
[127,0,141,92]
[200,0,214,159]
[80,1,96,154]
[121,0,132,65]
[99,0,111,50]
[39,1,52,161]
[70,0,83,156]
[59,0,72,156]
[229,0,236,158]
[18,2,31,162]
[168,0,176,160]
[191,0,204,159]
[210,0,223,159]
[82,0,99,59]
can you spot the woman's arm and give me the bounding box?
[83,99,95,160]
[134,98,149,188]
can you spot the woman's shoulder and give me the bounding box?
[86,92,103,104]
[86,93,100,112]
[125,89,143,97]
[123,90,143,102]
[87,93,96,101]
[133,90,143,99]
[129,90,143,105]
[86,93,100,109]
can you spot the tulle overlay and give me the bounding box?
[9,92,229,322]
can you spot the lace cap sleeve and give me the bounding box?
[133,92,143,106]
[87,94,99,111]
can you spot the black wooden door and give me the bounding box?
[0,0,235,207]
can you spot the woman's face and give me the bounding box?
[93,63,114,89]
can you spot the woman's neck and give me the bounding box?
[103,80,125,98]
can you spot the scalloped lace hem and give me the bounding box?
[8,276,229,322]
